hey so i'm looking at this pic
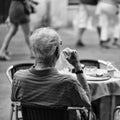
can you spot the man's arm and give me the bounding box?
[11,76,21,101]
[63,48,91,101]
[74,63,91,100]
[71,81,91,109]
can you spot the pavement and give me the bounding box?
[0,24,120,120]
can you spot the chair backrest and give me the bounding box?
[21,103,92,120]
[6,60,107,83]
[80,59,113,70]
[6,62,33,84]
[80,59,100,69]
[21,103,69,120]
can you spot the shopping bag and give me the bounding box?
[81,0,99,5]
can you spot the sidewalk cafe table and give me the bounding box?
[88,76,120,120]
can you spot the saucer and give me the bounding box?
[86,69,110,81]
[86,75,110,81]
[86,69,109,77]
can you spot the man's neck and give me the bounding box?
[34,63,55,70]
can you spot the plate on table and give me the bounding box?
[86,69,111,81]
[86,75,111,81]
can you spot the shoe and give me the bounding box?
[5,51,12,55]
[112,38,120,47]
[112,43,120,48]
[30,51,35,59]
[100,41,110,49]
[76,41,85,47]
[113,38,119,46]
[30,55,35,59]
[106,38,111,43]
[0,53,10,61]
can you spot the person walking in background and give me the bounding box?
[73,1,98,47]
[0,0,33,60]
[30,0,50,32]
[112,5,120,47]
[73,3,89,47]
[96,0,119,49]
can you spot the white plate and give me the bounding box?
[86,75,111,81]
[85,69,110,81]
[86,69,108,76]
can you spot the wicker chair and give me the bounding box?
[21,103,91,120]
[6,62,33,120]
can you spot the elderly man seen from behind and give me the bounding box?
[11,28,91,118]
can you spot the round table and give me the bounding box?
[88,76,120,120]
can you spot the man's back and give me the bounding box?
[11,66,90,108]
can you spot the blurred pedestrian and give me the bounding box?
[0,0,33,60]
[30,0,50,32]
[73,3,89,47]
[96,0,118,49]
[112,6,120,47]
[73,1,98,47]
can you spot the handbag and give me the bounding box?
[81,0,99,5]
[114,0,120,4]
[23,1,31,15]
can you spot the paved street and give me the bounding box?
[0,24,120,120]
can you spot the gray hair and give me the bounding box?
[30,27,62,65]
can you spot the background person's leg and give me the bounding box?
[0,23,18,60]
[98,14,110,49]
[113,25,120,46]
[21,23,34,58]
[76,28,86,47]
[96,26,101,40]
[112,16,120,47]
[75,4,88,47]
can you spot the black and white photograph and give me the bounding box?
[0,0,120,120]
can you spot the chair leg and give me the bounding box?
[88,109,91,120]
[88,108,96,120]
[15,105,19,120]
[9,103,14,120]
[113,106,120,120]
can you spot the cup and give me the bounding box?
[84,66,97,75]
[107,68,115,77]
[107,65,115,77]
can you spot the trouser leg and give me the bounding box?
[76,28,86,47]
[113,23,120,45]
[98,14,110,48]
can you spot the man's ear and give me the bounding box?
[55,46,60,59]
